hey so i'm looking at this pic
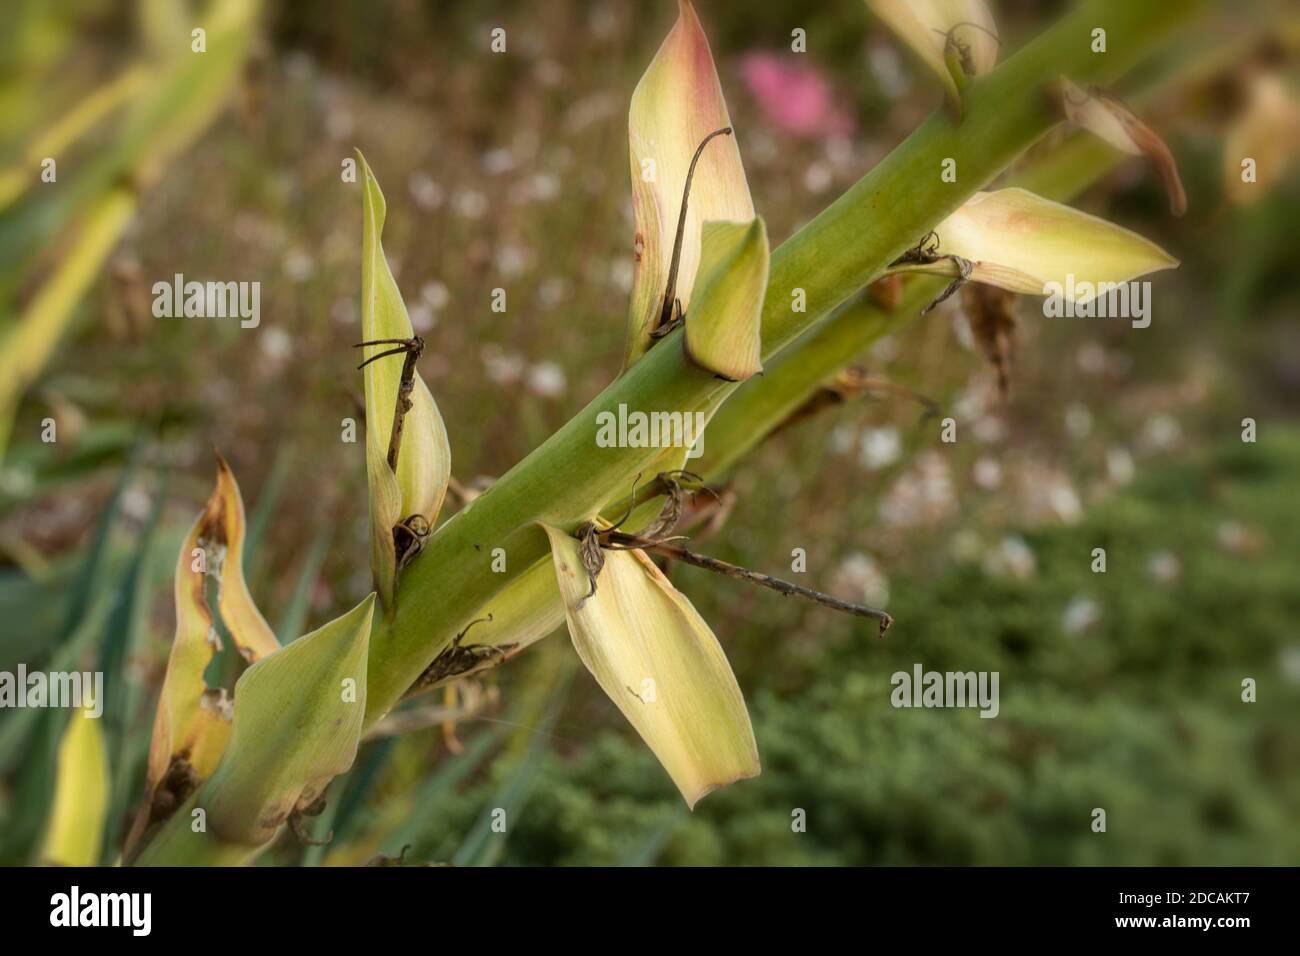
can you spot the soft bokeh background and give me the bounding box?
[1,0,1298,865]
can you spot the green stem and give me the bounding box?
[369,0,1202,725]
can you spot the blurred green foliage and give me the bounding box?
[390,432,1300,865]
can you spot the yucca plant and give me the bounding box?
[114,0,1213,865]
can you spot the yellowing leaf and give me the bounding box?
[905,187,1178,299]
[0,188,136,462]
[683,218,769,382]
[199,594,375,848]
[209,457,279,662]
[866,0,998,111]
[0,65,149,213]
[125,456,277,859]
[543,525,759,808]
[357,151,451,607]
[40,709,109,866]
[626,0,754,369]
[1060,79,1186,216]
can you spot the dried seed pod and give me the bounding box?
[962,283,1019,399]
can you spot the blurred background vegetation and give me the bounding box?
[1,0,1297,865]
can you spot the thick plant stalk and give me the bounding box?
[408,125,1160,682]
[366,0,1201,727]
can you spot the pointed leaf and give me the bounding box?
[209,455,279,661]
[39,709,109,866]
[543,525,759,808]
[200,594,375,847]
[625,0,754,369]
[683,218,769,382]
[907,187,1178,299]
[125,456,276,857]
[866,0,998,110]
[357,151,451,605]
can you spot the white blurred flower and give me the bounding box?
[1046,480,1083,524]
[952,312,975,350]
[973,415,1006,444]
[832,552,890,608]
[408,302,436,333]
[526,361,567,398]
[0,466,34,496]
[953,387,986,421]
[880,451,956,528]
[867,41,909,99]
[1147,550,1181,584]
[984,535,1036,580]
[409,173,444,211]
[259,326,293,365]
[481,345,525,384]
[609,258,634,294]
[803,161,833,193]
[326,109,355,141]
[826,136,855,170]
[972,456,1002,489]
[420,279,450,311]
[1107,446,1135,484]
[537,277,569,309]
[120,484,153,523]
[283,248,316,282]
[1064,403,1092,440]
[495,243,532,278]
[859,426,901,470]
[1062,595,1101,635]
[529,172,560,202]
[1141,414,1182,451]
[1076,341,1108,374]
[331,296,356,327]
[1216,520,1258,554]
[452,189,488,219]
[481,148,516,176]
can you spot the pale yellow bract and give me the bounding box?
[905,188,1179,300]
[543,525,759,809]
[625,0,755,369]
[356,151,452,609]
[866,0,998,111]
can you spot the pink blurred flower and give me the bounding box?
[740,52,855,139]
